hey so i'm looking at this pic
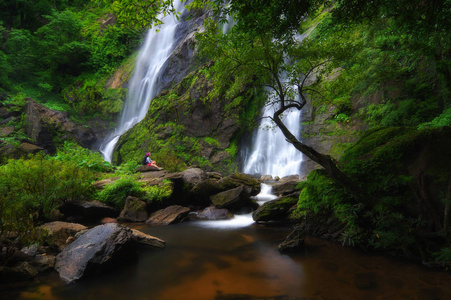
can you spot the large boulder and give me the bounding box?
[218,173,261,196]
[210,186,258,213]
[190,178,223,206]
[39,221,88,252]
[25,98,96,153]
[146,205,190,225]
[181,168,208,186]
[271,180,302,197]
[118,196,148,222]
[54,223,136,283]
[252,194,299,223]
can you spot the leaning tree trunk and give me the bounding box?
[273,109,376,208]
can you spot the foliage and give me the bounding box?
[97,176,146,209]
[297,127,451,261]
[0,153,95,247]
[95,0,178,28]
[419,108,451,129]
[97,176,172,209]
[54,141,114,172]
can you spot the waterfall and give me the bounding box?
[100,0,186,162]
[242,93,303,178]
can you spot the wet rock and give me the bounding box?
[59,200,118,222]
[31,255,56,272]
[21,244,39,257]
[210,186,258,213]
[55,223,135,283]
[278,228,305,253]
[280,175,300,181]
[252,194,299,223]
[271,180,302,197]
[191,178,223,206]
[260,175,273,182]
[118,196,148,222]
[39,221,88,252]
[197,206,233,220]
[219,173,261,196]
[181,168,208,186]
[131,229,165,248]
[0,262,38,283]
[146,205,190,225]
[101,217,118,224]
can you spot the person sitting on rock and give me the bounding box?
[144,152,162,169]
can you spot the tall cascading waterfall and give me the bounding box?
[100,0,186,162]
[242,91,303,178]
[242,30,317,179]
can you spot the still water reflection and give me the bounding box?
[3,219,451,300]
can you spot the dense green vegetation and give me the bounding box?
[0,0,451,268]
[190,0,451,266]
[0,0,144,120]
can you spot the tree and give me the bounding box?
[95,0,179,28]
[196,18,373,205]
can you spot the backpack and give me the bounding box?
[142,156,148,165]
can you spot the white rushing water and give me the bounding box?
[195,184,277,229]
[242,97,303,178]
[100,0,185,162]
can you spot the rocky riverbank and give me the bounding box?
[1,167,309,284]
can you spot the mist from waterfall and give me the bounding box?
[242,91,303,178]
[100,0,185,162]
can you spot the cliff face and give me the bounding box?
[114,65,258,174]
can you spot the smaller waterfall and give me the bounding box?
[243,94,303,178]
[100,0,185,162]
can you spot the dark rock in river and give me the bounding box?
[219,173,261,196]
[131,229,166,248]
[0,262,38,283]
[146,205,190,225]
[210,186,258,213]
[31,255,56,273]
[271,180,302,197]
[197,206,233,220]
[54,223,136,283]
[59,200,118,223]
[118,196,148,222]
[253,194,299,223]
[278,228,305,253]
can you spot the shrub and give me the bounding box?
[97,176,146,209]
[54,141,114,172]
[0,154,95,246]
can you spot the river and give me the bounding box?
[3,217,451,299]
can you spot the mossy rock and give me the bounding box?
[218,173,261,196]
[253,194,299,223]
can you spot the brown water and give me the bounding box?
[2,218,451,300]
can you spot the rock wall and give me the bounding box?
[114,66,257,173]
